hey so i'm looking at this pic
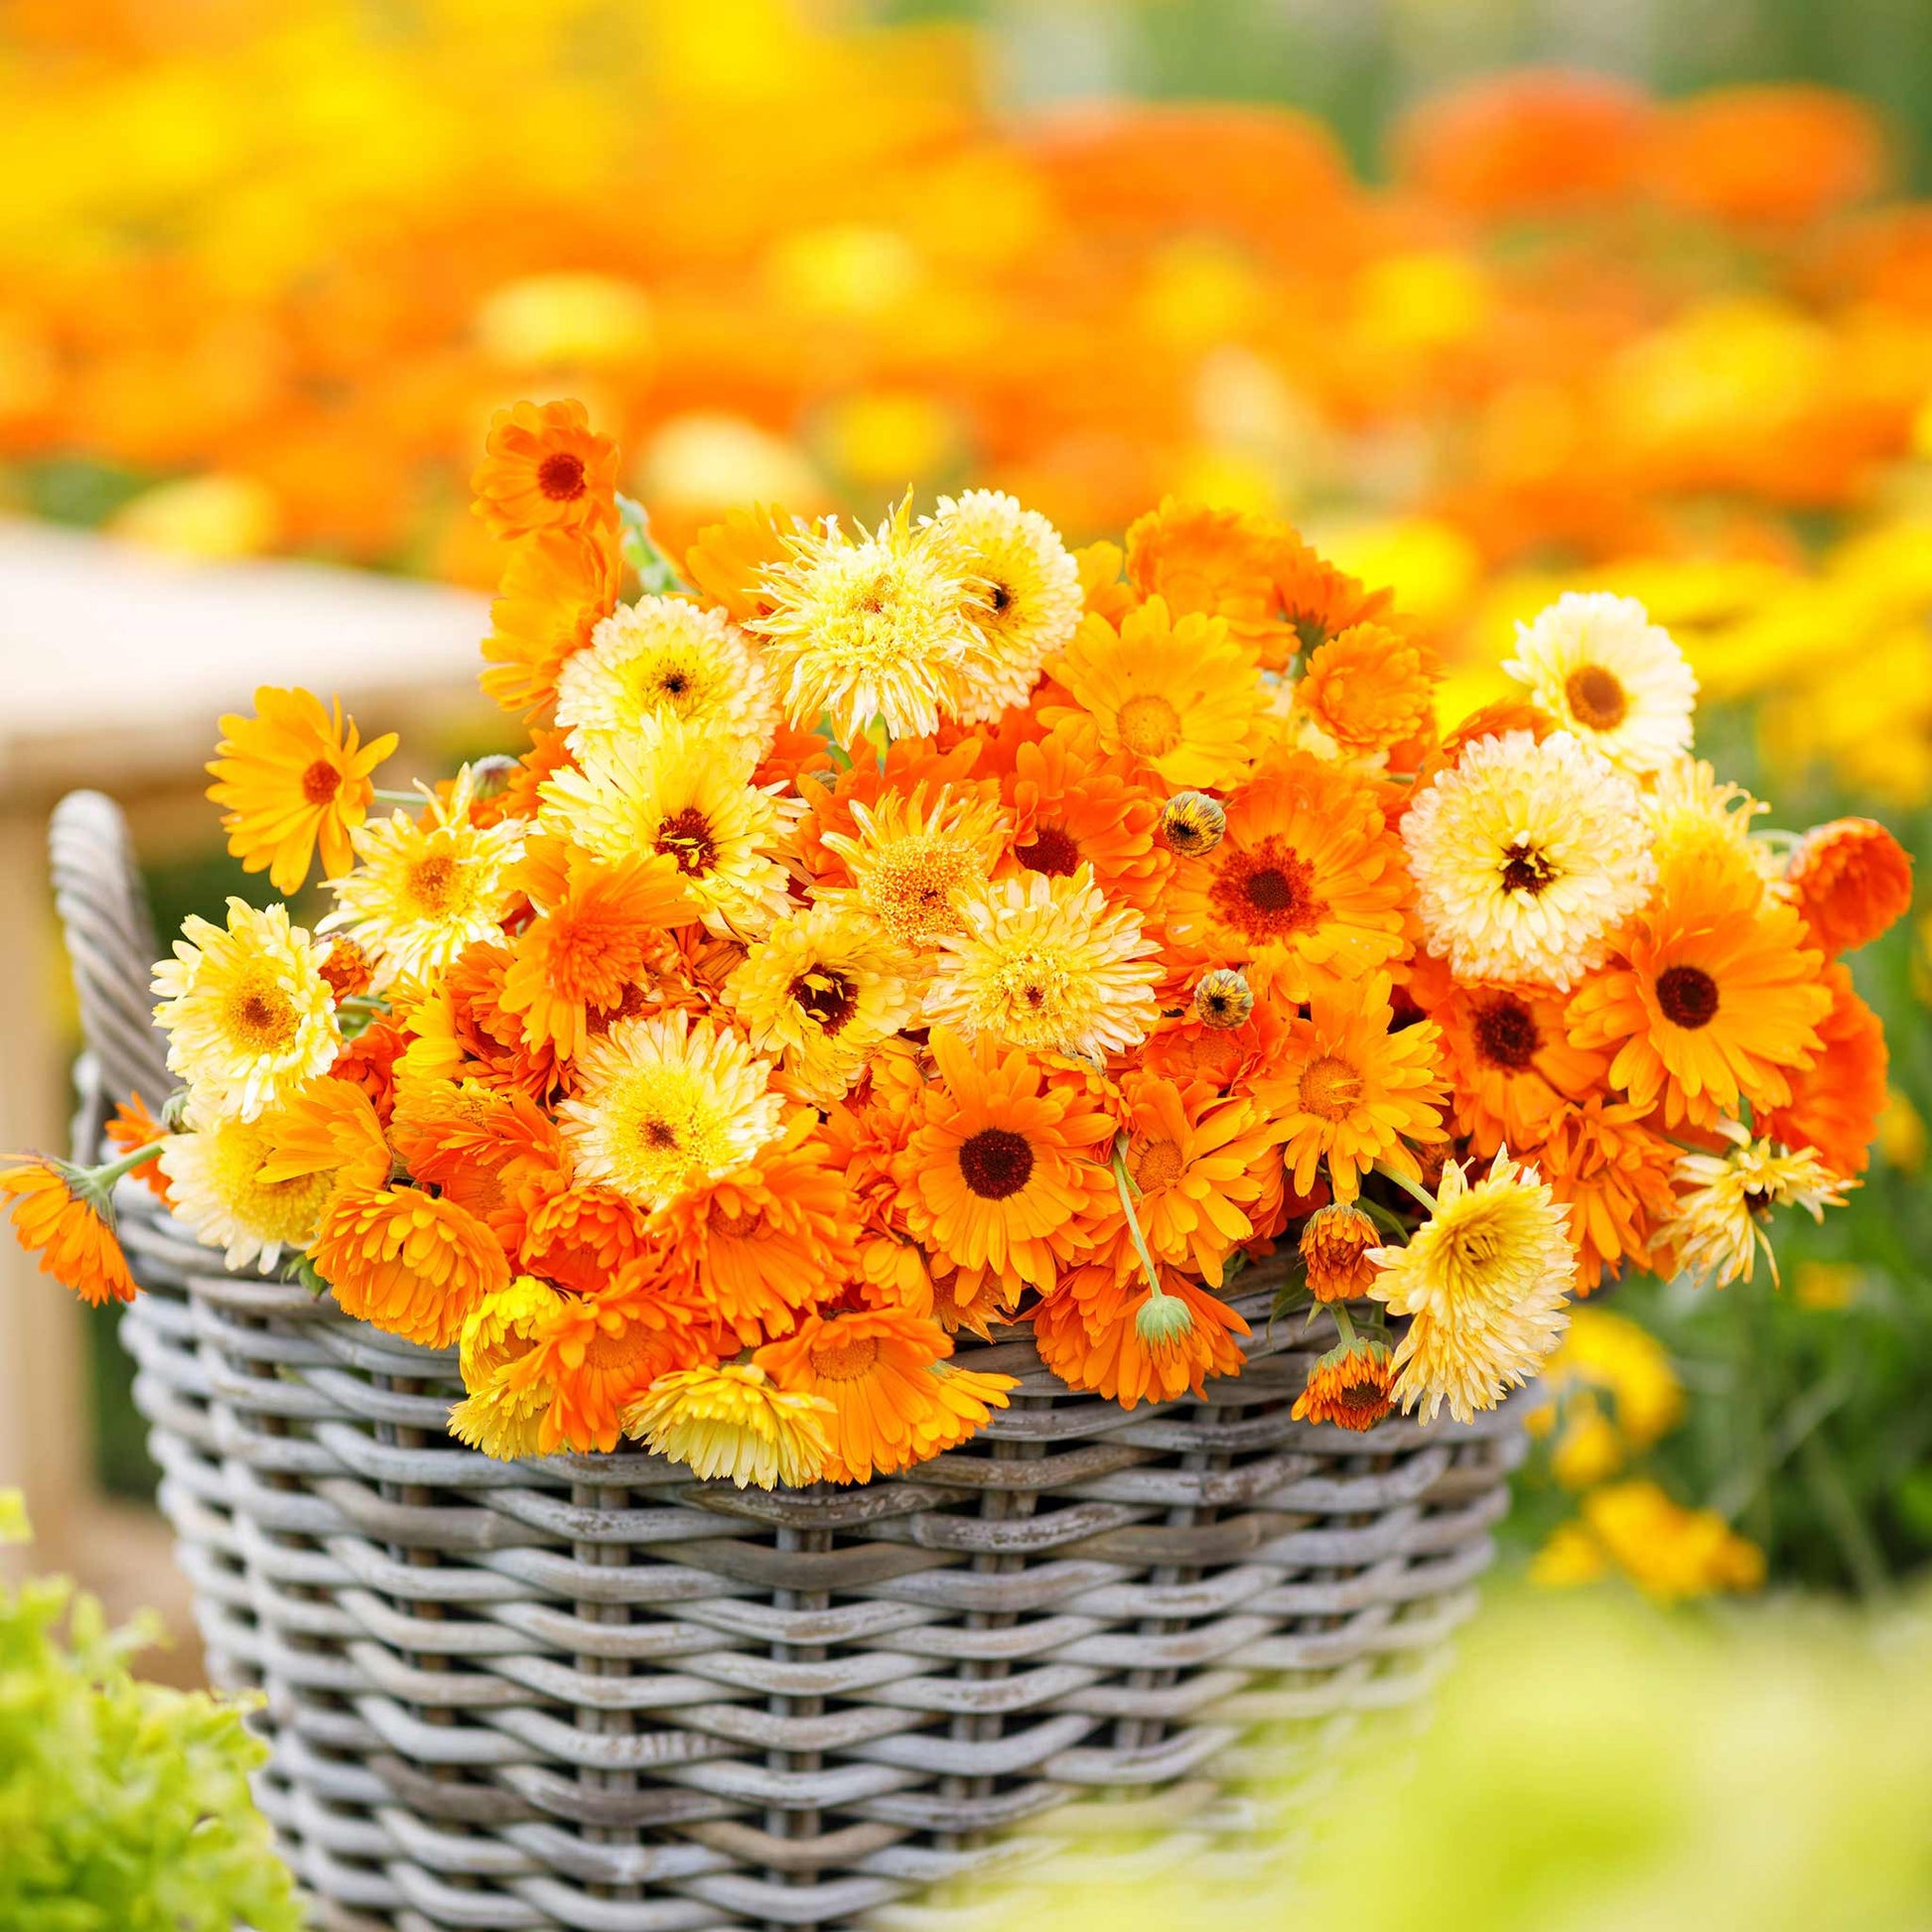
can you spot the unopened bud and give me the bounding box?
[1193,968,1253,1031]
[468,753,521,800]
[1161,790,1225,858]
[1300,1201,1381,1304]
[1135,1290,1196,1347]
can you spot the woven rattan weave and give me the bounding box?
[53,787,1527,1932]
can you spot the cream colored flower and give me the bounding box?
[1660,1119,1850,1288]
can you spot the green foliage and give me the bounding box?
[0,1498,302,1931]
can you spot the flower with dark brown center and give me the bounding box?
[1208,836,1328,940]
[957,1126,1035,1199]
[1655,963,1720,1030]
[1472,994,1541,1071]
[1017,823,1082,877]
[301,759,343,805]
[1499,839,1558,896]
[537,451,588,501]
[654,805,719,878]
[790,968,858,1035]
[1564,662,1629,731]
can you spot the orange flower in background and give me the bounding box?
[0,1157,138,1307]
[1034,1265,1248,1409]
[481,525,624,718]
[1297,623,1438,756]
[1269,539,1397,667]
[1535,1097,1681,1294]
[472,398,620,542]
[1435,981,1608,1152]
[685,505,796,625]
[1647,85,1886,227]
[756,1305,1016,1481]
[309,1183,509,1347]
[106,1093,174,1203]
[1567,849,1830,1128]
[1761,963,1888,1179]
[206,687,397,895]
[1123,498,1297,658]
[1785,817,1912,956]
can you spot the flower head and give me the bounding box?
[1760,962,1887,1179]
[309,1183,510,1346]
[817,785,1009,956]
[924,866,1161,1058]
[1001,719,1173,912]
[449,1275,560,1458]
[1033,1265,1248,1409]
[1124,498,1302,659]
[472,398,619,541]
[1297,622,1437,757]
[1403,730,1656,991]
[1785,816,1912,955]
[153,898,341,1121]
[1367,1148,1576,1424]
[1504,593,1697,775]
[622,1364,833,1489]
[207,687,397,894]
[1300,1201,1381,1303]
[481,525,624,718]
[1435,980,1608,1152]
[1534,1097,1681,1294]
[1292,1334,1396,1431]
[1661,1120,1850,1289]
[1,1157,139,1306]
[557,1011,783,1210]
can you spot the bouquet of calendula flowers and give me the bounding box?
[5,400,1910,1488]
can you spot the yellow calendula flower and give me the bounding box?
[207,686,398,895]
[553,594,778,761]
[723,903,917,1103]
[538,721,799,939]
[323,766,527,988]
[622,1363,833,1489]
[1552,1480,1766,1601]
[1367,1148,1576,1425]
[1533,1305,1685,1489]
[1643,755,1773,882]
[557,1011,784,1210]
[923,866,1161,1058]
[818,785,1010,957]
[752,501,979,743]
[157,1107,338,1272]
[152,897,341,1122]
[1660,1120,1849,1289]
[449,1276,561,1461]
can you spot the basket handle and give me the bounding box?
[48,791,171,1143]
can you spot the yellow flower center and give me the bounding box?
[865,836,979,943]
[1565,662,1628,731]
[1134,1138,1184,1191]
[1116,693,1182,759]
[223,977,299,1053]
[809,1332,881,1381]
[1299,1053,1364,1122]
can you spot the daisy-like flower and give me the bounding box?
[1784,816,1912,956]
[1253,972,1448,1201]
[1661,1120,1850,1289]
[153,898,341,1122]
[1566,847,1831,1128]
[206,687,398,895]
[1052,597,1267,791]
[1296,622,1437,757]
[1291,1334,1397,1432]
[1434,980,1608,1152]
[537,722,799,939]
[1504,592,1697,775]
[1033,1264,1248,1409]
[1644,756,1771,882]
[1123,498,1299,659]
[1269,535,1398,668]
[723,903,916,1103]
[508,1175,653,1297]
[449,1275,560,1460]
[685,503,795,625]
[471,398,619,541]
[323,767,528,989]
[1000,718,1172,913]
[1535,1096,1681,1294]
[924,866,1161,1058]
[1403,729,1657,991]
[308,1182,510,1347]
[159,1110,339,1273]
[1110,1074,1284,1287]
[927,488,1082,722]
[751,503,979,743]
[481,525,623,719]
[1,1156,139,1307]
[498,840,696,1059]
[556,1011,783,1210]
[622,1364,833,1489]
[817,785,1010,957]
[1761,962,1887,1180]
[1367,1148,1576,1425]
[1162,754,1410,1000]
[755,1306,1017,1482]
[555,595,779,761]
[1300,1201,1380,1303]
[896,1028,1119,1303]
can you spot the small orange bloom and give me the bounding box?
[1270,538,1397,668]
[318,936,375,1001]
[331,1021,408,1127]
[1298,622,1438,756]
[685,503,794,625]
[1,1157,138,1307]
[513,1178,654,1298]
[1291,1335,1396,1432]
[106,1093,173,1204]
[1436,980,1608,1152]
[259,1078,391,1192]
[1124,497,1296,659]
[1535,1097,1680,1295]
[1034,1265,1247,1409]
[1785,817,1911,956]
[1647,85,1885,228]
[309,1183,510,1347]
[999,716,1172,913]
[471,398,619,542]
[1762,963,1888,1179]
[1300,1201,1380,1303]
[481,524,624,718]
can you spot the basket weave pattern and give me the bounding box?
[57,790,1527,1931]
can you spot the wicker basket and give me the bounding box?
[52,788,1528,1932]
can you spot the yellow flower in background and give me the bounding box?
[207,687,398,895]
[1531,1307,1685,1489]
[622,1363,833,1489]
[1574,1480,1765,1601]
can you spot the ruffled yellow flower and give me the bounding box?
[1367,1148,1576,1425]
[1643,755,1773,881]
[723,903,917,1103]
[622,1363,833,1488]
[538,721,799,938]
[817,785,1010,957]
[449,1276,561,1460]
[152,898,341,1122]
[323,766,527,988]
[557,1012,784,1209]
[1660,1120,1850,1288]
[158,1108,338,1272]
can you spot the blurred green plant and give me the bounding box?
[0,1491,301,1930]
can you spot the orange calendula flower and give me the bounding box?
[1300,1200,1380,1303]
[481,525,624,718]
[472,398,619,542]
[1252,973,1448,1202]
[511,1176,654,1298]
[1435,981,1608,1153]
[1034,1265,1247,1409]
[1567,849,1831,1130]
[1162,754,1410,1000]
[1291,1334,1396,1432]
[1761,962,1888,1180]
[206,687,397,896]
[756,1306,1015,1482]
[1269,537,1397,667]
[896,1029,1119,1305]
[309,1183,510,1348]
[0,1156,139,1307]
[1784,817,1912,957]
[685,504,795,625]
[999,717,1172,913]
[1535,1097,1681,1295]
[1297,622,1437,757]
[106,1093,174,1203]
[258,1077,391,1193]
[1123,497,1298,657]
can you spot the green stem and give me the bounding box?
[372,786,425,808]
[1329,1302,1358,1350]
[618,492,689,596]
[1374,1164,1439,1216]
[1111,1140,1173,1303]
[88,1141,164,1186]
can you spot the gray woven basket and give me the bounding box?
[52,789,1527,1932]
